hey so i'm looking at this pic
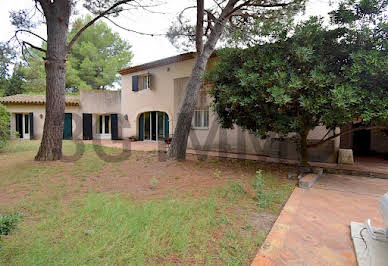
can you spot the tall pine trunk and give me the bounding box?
[35,2,71,161]
[167,53,210,160]
[168,0,235,160]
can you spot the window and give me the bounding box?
[139,111,169,141]
[132,74,151,91]
[192,108,209,129]
[97,115,110,134]
[140,76,148,90]
[15,113,30,139]
[24,114,29,134]
[158,112,164,139]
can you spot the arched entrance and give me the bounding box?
[138,111,169,141]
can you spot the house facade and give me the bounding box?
[118,52,341,163]
[1,52,387,163]
[0,90,122,141]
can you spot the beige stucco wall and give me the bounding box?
[121,58,200,138]
[7,104,81,139]
[120,57,340,162]
[80,90,121,114]
[79,90,123,139]
[5,90,123,140]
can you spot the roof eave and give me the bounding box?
[0,101,80,106]
[118,52,197,75]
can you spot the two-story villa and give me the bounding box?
[1,52,387,163]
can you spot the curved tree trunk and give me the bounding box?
[35,1,71,161]
[168,0,235,161]
[167,54,210,160]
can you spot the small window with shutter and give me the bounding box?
[132,73,151,91]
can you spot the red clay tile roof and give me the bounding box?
[0,94,80,106]
[118,51,219,75]
[118,52,197,75]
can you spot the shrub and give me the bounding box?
[0,104,10,149]
[214,169,221,179]
[253,170,270,209]
[0,212,23,237]
[150,177,159,189]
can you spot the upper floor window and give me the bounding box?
[192,108,209,129]
[140,76,148,90]
[132,73,151,91]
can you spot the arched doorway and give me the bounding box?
[138,111,169,141]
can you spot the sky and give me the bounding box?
[0,0,335,66]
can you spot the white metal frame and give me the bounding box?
[139,74,151,91]
[96,114,111,140]
[192,109,209,130]
[22,114,30,140]
[15,113,30,140]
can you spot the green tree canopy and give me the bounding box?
[67,16,133,90]
[207,0,388,166]
[20,49,45,94]
[0,104,10,149]
[0,43,16,96]
[21,16,133,92]
[3,65,26,96]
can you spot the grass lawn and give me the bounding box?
[0,140,296,265]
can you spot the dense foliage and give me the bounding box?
[21,16,133,92]
[3,65,26,96]
[0,212,23,237]
[0,43,18,97]
[207,0,388,165]
[0,104,10,149]
[66,16,133,90]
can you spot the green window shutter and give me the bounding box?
[63,113,72,140]
[82,113,93,140]
[164,113,169,138]
[111,114,119,140]
[139,113,144,140]
[132,75,139,91]
[29,112,34,139]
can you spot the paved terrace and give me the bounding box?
[251,174,388,265]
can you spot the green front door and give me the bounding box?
[63,113,72,140]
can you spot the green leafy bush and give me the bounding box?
[0,103,10,149]
[0,212,23,236]
[150,177,159,189]
[253,170,270,209]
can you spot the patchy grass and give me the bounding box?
[0,140,296,265]
[1,193,259,265]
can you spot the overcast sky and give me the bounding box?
[0,0,334,66]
